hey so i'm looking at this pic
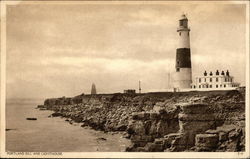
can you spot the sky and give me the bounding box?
[5,2,247,99]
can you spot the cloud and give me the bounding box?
[6,3,246,98]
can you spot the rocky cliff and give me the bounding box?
[40,90,245,152]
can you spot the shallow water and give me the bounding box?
[6,99,131,152]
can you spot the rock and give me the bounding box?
[156,120,169,137]
[51,112,62,117]
[158,108,167,114]
[153,102,164,112]
[132,112,150,120]
[178,113,215,122]
[130,135,149,147]
[39,108,47,110]
[125,143,136,152]
[123,133,131,139]
[81,123,88,127]
[26,118,37,120]
[97,137,107,141]
[116,124,127,131]
[129,120,145,135]
[179,120,215,133]
[206,129,220,134]
[195,134,219,151]
[130,135,154,142]
[6,128,16,131]
[179,103,210,114]
[154,138,164,144]
[37,105,45,108]
[216,124,236,134]
[228,129,241,140]
[136,147,147,152]
[163,133,184,150]
[144,142,164,152]
[149,112,159,120]
[219,132,228,141]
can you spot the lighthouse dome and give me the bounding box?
[180,14,188,20]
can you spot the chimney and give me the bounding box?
[216,70,219,75]
[204,71,207,76]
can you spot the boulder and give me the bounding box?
[144,142,164,152]
[37,105,45,108]
[51,112,62,117]
[195,134,219,151]
[132,112,150,120]
[179,103,210,114]
[149,112,160,120]
[219,132,228,141]
[178,113,215,122]
[163,133,184,150]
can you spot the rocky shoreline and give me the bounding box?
[38,90,245,152]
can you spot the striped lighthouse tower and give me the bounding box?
[173,14,192,91]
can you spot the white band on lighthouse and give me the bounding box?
[178,30,190,49]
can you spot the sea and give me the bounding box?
[6,98,131,152]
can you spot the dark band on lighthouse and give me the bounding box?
[176,48,191,70]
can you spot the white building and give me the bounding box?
[191,70,240,90]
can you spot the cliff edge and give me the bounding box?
[39,90,245,152]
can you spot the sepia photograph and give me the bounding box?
[0,0,249,158]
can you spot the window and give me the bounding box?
[176,68,180,72]
[179,32,181,36]
[210,85,212,88]
[210,78,212,82]
[216,85,218,88]
[194,86,196,89]
[180,20,184,26]
[199,85,201,88]
[199,78,201,83]
[224,84,226,88]
[220,84,222,87]
[205,78,206,82]
[216,78,218,82]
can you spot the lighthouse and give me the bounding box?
[173,14,192,91]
